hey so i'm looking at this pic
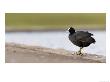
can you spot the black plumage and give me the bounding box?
[68,27,96,55]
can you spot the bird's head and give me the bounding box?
[68,27,75,35]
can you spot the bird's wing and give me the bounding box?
[74,31,93,41]
[85,37,96,43]
[77,36,96,44]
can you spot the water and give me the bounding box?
[5,31,106,55]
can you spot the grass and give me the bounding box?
[5,13,106,30]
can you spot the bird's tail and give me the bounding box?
[91,37,96,44]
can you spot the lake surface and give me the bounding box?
[5,31,106,55]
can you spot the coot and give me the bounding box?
[68,27,96,55]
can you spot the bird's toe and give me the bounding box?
[80,53,83,56]
[76,52,83,56]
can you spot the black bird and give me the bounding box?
[68,27,96,55]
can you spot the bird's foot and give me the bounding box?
[72,52,83,56]
[76,52,83,56]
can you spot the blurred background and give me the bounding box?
[5,13,106,55]
[5,13,106,31]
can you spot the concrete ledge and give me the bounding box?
[5,43,106,63]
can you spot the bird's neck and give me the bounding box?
[69,31,75,35]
